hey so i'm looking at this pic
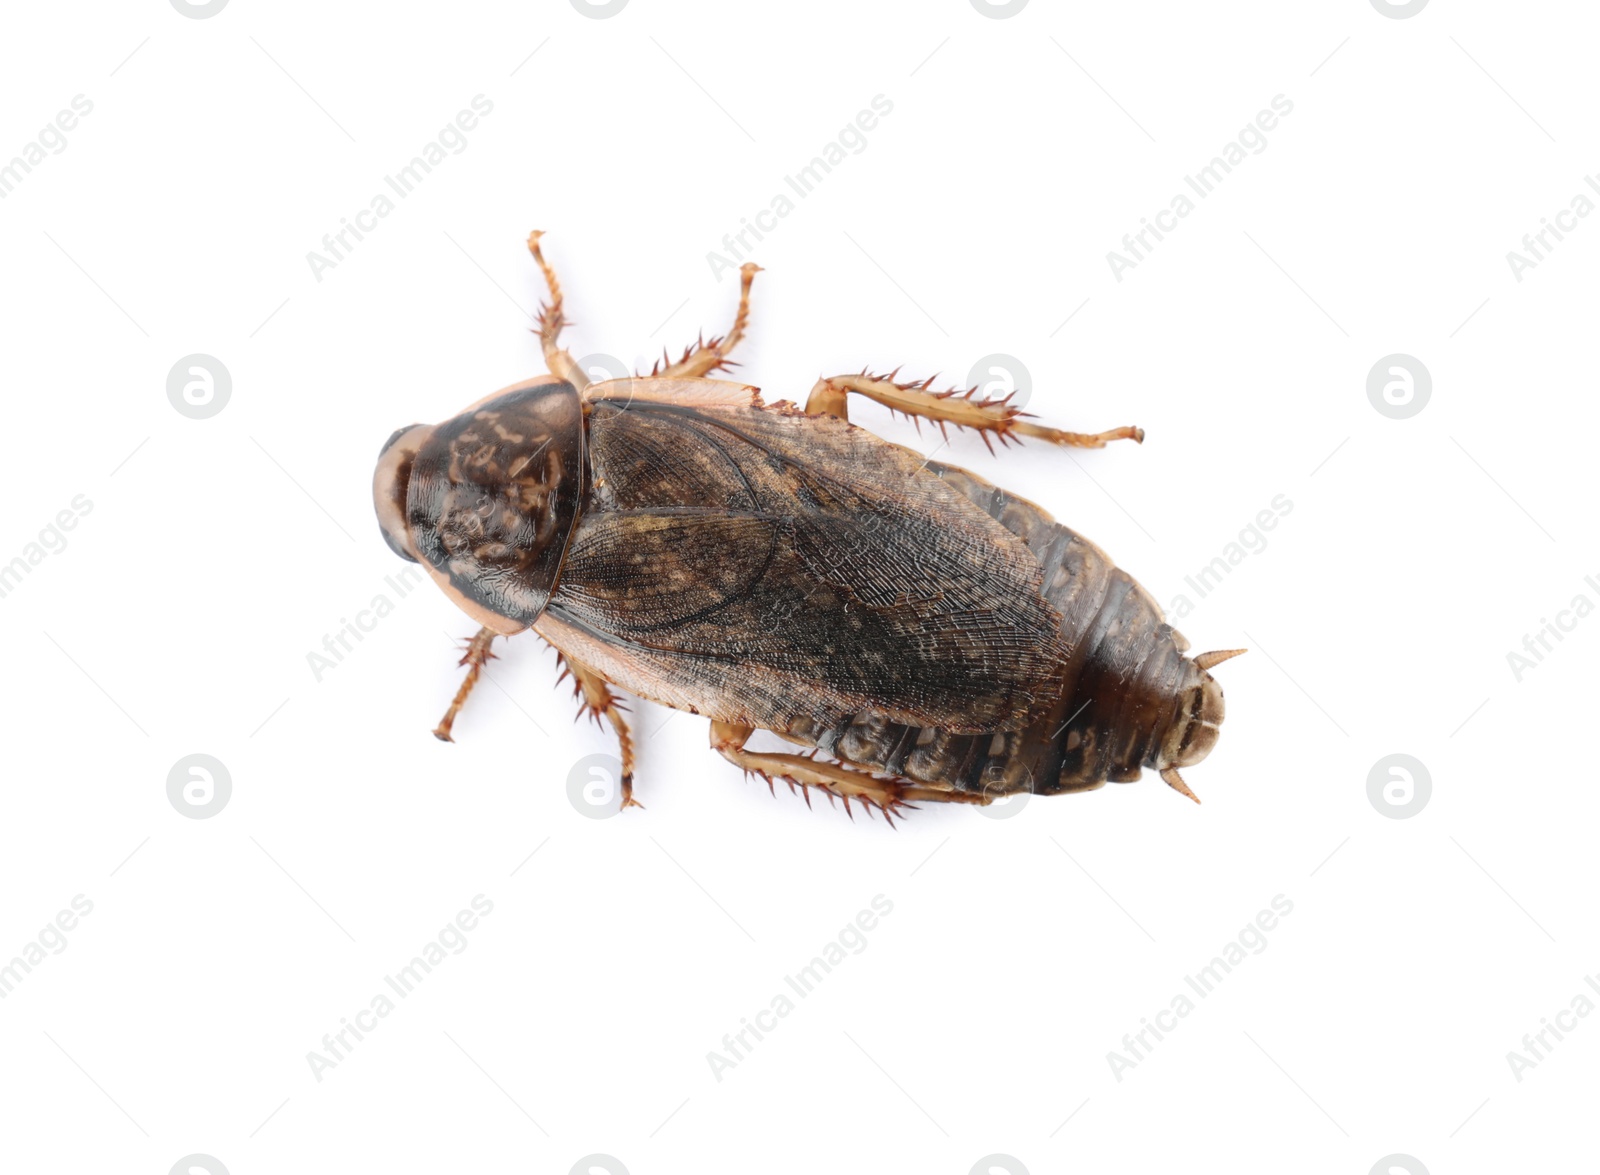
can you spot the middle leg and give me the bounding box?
[651,263,761,379]
[556,650,640,809]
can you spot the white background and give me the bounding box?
[1,2,1594,1173]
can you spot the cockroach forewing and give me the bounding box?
[538,399,1069,735]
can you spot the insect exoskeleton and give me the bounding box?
[373,231,1242,822]
[373,375,583,634]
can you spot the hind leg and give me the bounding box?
[806,372,1143,451]
[710,721,915,823]
[710,721,991,822]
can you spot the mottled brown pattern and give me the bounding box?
[406,382,585,626]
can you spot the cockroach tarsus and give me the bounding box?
[372,232,1243,822]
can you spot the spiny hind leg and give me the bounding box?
[710,721,919,823]
[805,372,1143,451]
[555,649,639,809]
[710,722,995,820]
[434,627,500,742]
[527,231,588,390]
[650,263,761,379]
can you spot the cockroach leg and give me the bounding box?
[556,650,640,809]
[526,230,588,391]
[710,720,917,824]
[806,372,1143,451]
[433,626,499,742]
[804,377,849,420]
[650,263,761,379]
[900,785,994,806]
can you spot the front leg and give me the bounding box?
[806,372,1143,451]
[526,231,589,390]
[433,627,499,742]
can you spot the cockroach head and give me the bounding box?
[372,378,586,634]
[373,423,431,563]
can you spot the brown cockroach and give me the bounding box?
[372,232,1242,821]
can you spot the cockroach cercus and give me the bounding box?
[372,232,1242,821]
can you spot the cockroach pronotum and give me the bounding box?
[372,232,1242,821]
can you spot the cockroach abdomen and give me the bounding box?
[785,460,1229,799]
